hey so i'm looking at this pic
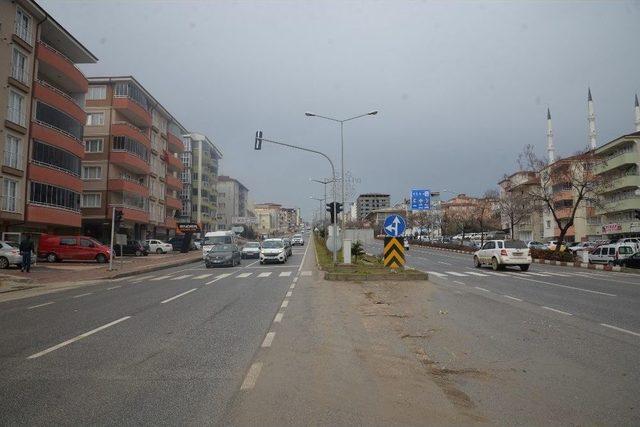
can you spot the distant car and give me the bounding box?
[546,241,567,251]
[114,241,149,257]
[241,242,261,259]
[260,239,287,264]
[526,241,548,250]
[193,239,202,250]
[282,238,293,256]
[612,238,640,252]
[613,251,640,268]
[474,240,531,271]
[144,239,173,254]
[589,244,635,265]
[205,244,241,267]
[291,234,304,246]
[568,242,595,253]
[168,236,197,252]
[403,239,410,250]
[0,241,22,269]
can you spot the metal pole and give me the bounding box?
[109,205,115,271]
[323,182,327,229]
[340,121,345,259]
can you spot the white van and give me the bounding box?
[202,231,237,259]
[589,244,635,264]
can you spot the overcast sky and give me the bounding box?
[41,0,640,219]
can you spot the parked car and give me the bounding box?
[546,241,567,251]
[613,251,640,268]
[473,240,531,271]
[193,238,202,250]
[291,234,304,246]
[205,244,241,267]
[526,241,548,250]
[144,239,173,254]
[114,241,149,257]
[168,236,197,252]
[612,238,640,252]
[589,244,635,264]
[241,242,261,259]
[568,241,596,253]
[0,241,22,269]
[282,238,293,256]
[38,234,111,263]
[260,239,287,264]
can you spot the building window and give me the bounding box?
[2,178,19,213]
[4,134,21,169]
[7,90,25,127]
[546,220,551,228]
[114,82,149,111]
[35,102,83,139]
[113,136,149,162]
[82,193,101,208]
[86,112,105,126]
[32,140,81,176]
[84,138,103,153]
[82,166,102,180]
[10,47,29,84]
[87,86,107,100]
[29,182,80,212]
[15,7,32,45]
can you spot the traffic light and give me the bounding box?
[336,202,343,214]
[114,209,124,225]
[635,209,640,220]
[254,130,263,150]
[326,202,336,224]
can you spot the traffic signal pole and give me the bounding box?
[109,205,115,271]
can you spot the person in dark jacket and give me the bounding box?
[19,234,34,273]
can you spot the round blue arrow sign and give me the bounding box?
[383,214,406,237]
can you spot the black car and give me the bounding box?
[205,244,241,267]
[168,236,197,251]
[114,240,149,256]
[613,252,640,269]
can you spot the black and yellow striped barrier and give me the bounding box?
[384,237,405,269]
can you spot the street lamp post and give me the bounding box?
[310,178,333,229]
[310,196,324,228]
[305,110,378,262]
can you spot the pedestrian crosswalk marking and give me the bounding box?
[237,272,252,278]
[193,274,212,279]
[465,271,490,277]
[301,271,312,276]
[444,271,468,277]
[279,271,292,277]
[151,275,172,281]
[539,271,570,277]
[171,274,192,280]
[427,271,448,278]
[523,272,550,277]
[258,272,272,278]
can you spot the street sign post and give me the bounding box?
[383,214,406,237]
[383,237,405,269]
[411,189,431,211]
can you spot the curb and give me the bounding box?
[109,256,202,279]
[325,270,428,281]
[531,258,622,272]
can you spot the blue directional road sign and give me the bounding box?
[383,214,406,237]
[411,189,431,211]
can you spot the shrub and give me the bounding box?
[529,248,575,262]
[351,240,365,262]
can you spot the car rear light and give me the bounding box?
[500,249,508,256]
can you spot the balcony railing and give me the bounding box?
[37,79,81,106]
[6,107,26,127]
[10,63,30,85]
[1,195,22,213]
[38,41,80,72]
[15,21,33,45]
[34,119,82,143]
[3,150,23,170]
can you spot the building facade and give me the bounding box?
[216,175,248,230]
[180,133,222,233]
[254,203,281,235]
[81,76,186,241]
[0,0,97,244]
[356,193,390,221]
[278,207,299,232]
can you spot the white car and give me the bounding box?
[260,239,287,264]
[473,240,531,271]
[0,241,22,269]
[291,234,304,246]
[145,239,173,254]
[241,242,261,259]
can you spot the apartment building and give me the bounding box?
[216,175,248,230]
[356,193,390,221]
[498,171,544,242]
[179,133,222,233]
[254,203,281,235]
[0,0,97,242]
[278,207,299,232]
[81,76,186,241]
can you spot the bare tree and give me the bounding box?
[518,144,606,252]
[474,189,500,245]
[408,210,439,237]
[497,183,531,240]
[443,209,476,244]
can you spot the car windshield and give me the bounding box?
[211,244,234,252]
[244,243,260,248]
[262,241,283,249]
[204,236,232,245]
[504,240,527,249]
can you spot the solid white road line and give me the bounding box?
[503,294,523,302]
[193,274,212,279]
[539,271,572,277]
[27,301,55,310]
[72,292,93,299]
[240,362,263,390]
[541,306,573,316]
[258,272,272,278]
[274,312,283,323]
[132,275,155,281]
[298,242,311,272]
[281,300,289,308]
[151,275,173,281]
[508,275,616,297]
[286,291,292,297]
[465,271,489,277]
[27,316,131,359]
[279,271,292,277]
[236,272,252,278]
[301,271,312,276]
[475,286,490,292]
[171,274,192,280]
[161,289,197,304]
[523,272,550,277]
[445,271,468,277]
[106,285,122,290]
[427,271,448,278]
[600,323,640,337]
[438,261,452,265]
[453,281,466,285]
[206,273,231,284]
[261,332,276,347]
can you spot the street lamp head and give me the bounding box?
[305,112,316,117]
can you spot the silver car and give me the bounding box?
[0,241,22,269]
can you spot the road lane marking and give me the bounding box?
[298,242,310,272]
[193,274,212,279]
[538,271,571,277]
[523,272,551,277]
[465,271,489,277]
[27,316,131,359]
[292,277,298,283]
[301,271,312,276]
[161,289,197,304]
[274,313,283,322]
[427,271,448,278]
[106,285,122,290]
[206,273,232,284]
[286,291,292,297]
[453,281,466,285]
[600,323,640,337]
[151,275,173,281]
[290,283,296,289]
[445,271,467,277]
[438,261,452,265]
[281,300,289,308]
[131,275,155,282]
[508,274,616,296]
[72,292,93,299]
[475,286,490,292]
[541,306,572,316]
[171,274,192,280]
[258,272,272,278]
[27,301,55,310]
[503,295,522,302]
[484,271,508,277]
[261,332,276,347]
[237,272,252,278]
[240,362,263,390]
[279,271,292,277]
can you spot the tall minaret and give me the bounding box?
[547,108,555,163]
[587,87,597,149]
[635,93,640,132]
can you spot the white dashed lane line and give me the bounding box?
[281,300,289,308]
[444,271,468,277]
[541,306,573,316]
[475,286,490,292]
[279,271,292,277]
[258,272,272,278]
[286,291,292,297]
[261,332,276,348]
[27,301,55,310]
[240,363,263,390]
[237,273,252,278]
[503,294,523,302]
[193,274,212,279]
[72,293,93,299]
[274,313,283,323]
[106,285,121,290]
[600,323,640,337]
[160,289,197,304]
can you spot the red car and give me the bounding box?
[37,235,111,263]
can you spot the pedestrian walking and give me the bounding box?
[19,234,34,273]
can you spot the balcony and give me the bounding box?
[31,121,84,158]
[36,41,88,93]
[113,97,152,128]
[111,122,151,149]
[33,80,86,124]
[597,197,640,214]
[27,204,81,228]
[165,196,182,210]
[167,132,184,153]
[28,163,82,193]
[600,175,640,195]
[110,151,150,175]
[108,206,149,224]
[165,174,182,191]
[165,152,184,172]
[108,179,149,198]
[597,152,638,174]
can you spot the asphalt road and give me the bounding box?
[0,242,313,425]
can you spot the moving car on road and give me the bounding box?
[0,241,22,269]
[202,230,237,259]
[144,239,173,254]
[205,244,241,267]
[241,242,261,259]
[260,239,287,264]
[38,234,111,263]
[282,238,293,256]
[291,234,304,246]
[474,240,531,271]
